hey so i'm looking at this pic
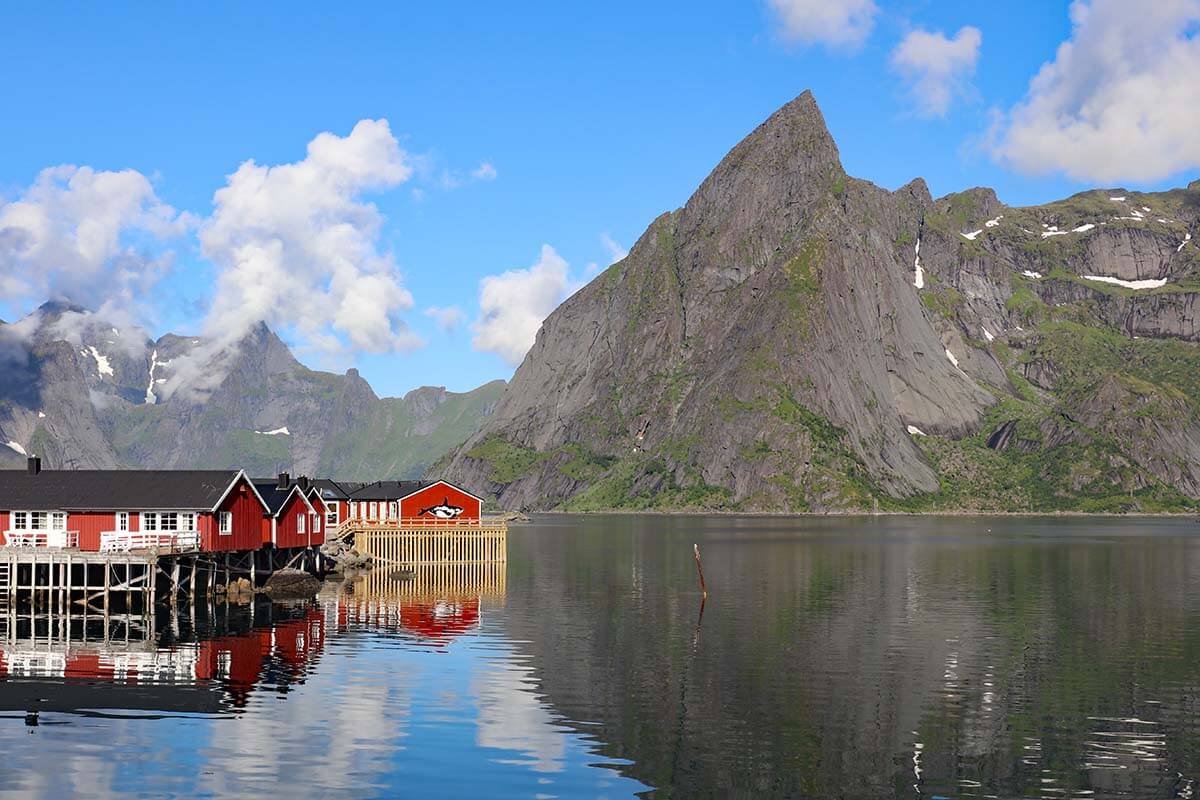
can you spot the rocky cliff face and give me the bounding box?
[0,302,503,479]
[441,91,1200,513]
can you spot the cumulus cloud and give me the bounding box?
[0,165,189,315]
[767,0,878,49]
[161,119,420,399]
[425,305,465,333]
[991,0,1200,182]
[891,26,982,117]
[472,245,571,366]
[471,162,498,181]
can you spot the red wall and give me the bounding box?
[0,511,7,546]
[200,476,266,552]
[70,512,116,551]
[274,491,321,549]
[400,482,481,522]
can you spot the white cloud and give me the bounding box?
[600,233,628,265]
[472,245,571,366]
[767,0,878,49]
[891,26,982,117]
[425,305,465,333]
[471,162,498,181]
[0,165,189,315]
[991,0,1200,182]
[169,118,420,399]
[586,233,629,276]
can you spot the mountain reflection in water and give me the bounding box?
[0,515,1199,799]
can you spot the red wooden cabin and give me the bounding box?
[340,479,483,524]
[253,475,324,549]
[0,459,268,553]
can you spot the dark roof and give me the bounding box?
[309,478,365,501]
[347,480,431,501]
[251,481,314,517]
[0,470,246,512]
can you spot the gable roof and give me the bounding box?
[346,480,430,501]
[252,481,315,518]
[398,479,483,504]
[0,470,249,512]
[310,479,365,501]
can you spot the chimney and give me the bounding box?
[298,476,310,492]
[26,456,41,475]
[277,472,290,489]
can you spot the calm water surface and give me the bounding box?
[0,515,1198,799]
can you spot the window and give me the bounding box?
[117,512,129,532]
[313,514,321,533]
[180,513,196,532]
[298,513,306,534]
[29,511,48,530]
[219,511,232,535]
[349,501,357,519]
[50,512,66,531]
[159,512,178,531]
[11,511,27,530]
[141,512,157,532]
[368,502,377,520]
[326,505,339,526]
[389,501,398,520]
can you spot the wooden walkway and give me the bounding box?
[344,518,508,568]
[0,544,327,609]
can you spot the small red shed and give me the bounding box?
[399,480,482,522]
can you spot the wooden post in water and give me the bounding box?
[693,543,708,600]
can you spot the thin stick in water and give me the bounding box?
[693,543,707,599]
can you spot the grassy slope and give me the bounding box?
[321,380,506,480]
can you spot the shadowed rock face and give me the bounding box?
[441,91,1200,512]
[0,303,504,479]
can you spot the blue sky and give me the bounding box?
[2,2,1197,397]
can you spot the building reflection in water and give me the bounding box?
[0,559,647,799]
[338,562,505,647]
[0,599,326,714]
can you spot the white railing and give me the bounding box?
[99,530,199,553]
[2,529,80,549]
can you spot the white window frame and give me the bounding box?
[218,511,232,535]
[313,513,321,533]
[116,512,129,532]
[325,504,339,526]
[297,513,306,534]
[11,511,28,530]
[141,512,158,532]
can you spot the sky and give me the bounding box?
[2,1,1198,398]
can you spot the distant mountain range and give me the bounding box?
[441,91,1200,513]
[0,301,503,479]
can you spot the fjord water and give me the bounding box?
[1,515,1198,799]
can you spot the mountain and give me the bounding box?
[440,91,1200,513]
[0,302,504,479]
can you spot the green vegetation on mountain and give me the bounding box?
[441,92,1200,513]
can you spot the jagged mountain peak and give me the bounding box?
[1,300,505,478]
[441,92,1200,514]
[679,91,843,241]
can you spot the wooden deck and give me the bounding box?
[345,518,508,568]
[0,544,327,609]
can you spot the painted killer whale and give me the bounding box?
[419,497,464,519]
